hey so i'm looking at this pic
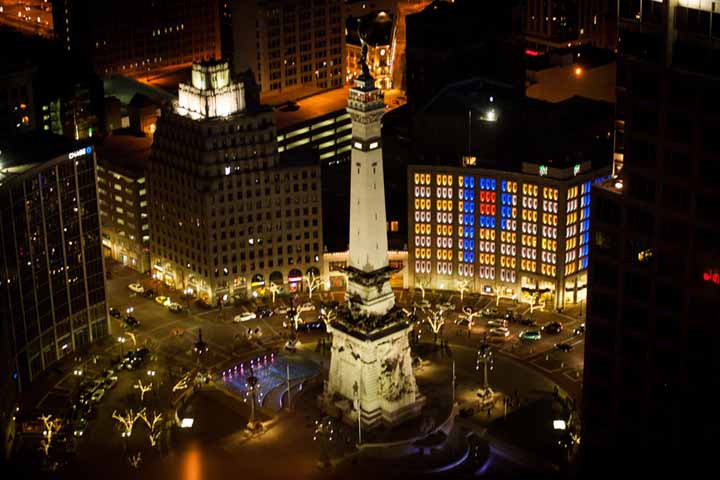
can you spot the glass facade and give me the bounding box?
[0,150,107,389]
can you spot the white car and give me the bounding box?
[168,302,183,313]
[487,319,508,328]
[90,388,105,403]
[234,312,257,322]
[275,306,290,315]
[301,302,316,311]
[489,327,510,338]
[128,283,144,294]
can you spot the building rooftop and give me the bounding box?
[95,132,152,178]
[415,77,614,170]
[274,86,350,131]
[104,75,176,106]
[0,132,80,174]
[525,44,616,72]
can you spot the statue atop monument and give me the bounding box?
[358,25,371,79]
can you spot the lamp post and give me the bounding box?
[117,336,126,356]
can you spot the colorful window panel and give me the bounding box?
[521,183,538,273]
[413,172,432,273]
[457,175,475,277]
[435,174,454,276]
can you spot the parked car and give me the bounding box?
[143,289,155,298]
[520,318,537,327]
[109,307,121,318]
[519,330,542,341]
[155,296,170,306]
[135,347,150,359]
[482,307,499,317]
[489,327,510,338]
[90,388,105,403]
[233,312,257,322]
[439,301,455,311]
[168,302,183,313]
[301,302,316,311]
[503,311,517,321]
[256,308,273,318]
[275,306,290,315]
[543,322,563,335]
[196,299,212,309]
[128,283,144,294]
[573,323,586,336]
[487,319,508,328]
[104,375,118,390]
[554,342,574,352]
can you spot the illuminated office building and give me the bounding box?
[0,134,108,389]
[408,161,610,309]
[52,0,221,77]
[148,61,322,304]
[233,0,345,94]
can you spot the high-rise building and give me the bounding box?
[96,134,153,273]
[406,0,525,107]
[524,0,617,52]
[582,0,720,474]
[406,78,613,309]
[0,134,108,389]
[148,61,322,304]
[52,0,221,77]
[232,0,345,95]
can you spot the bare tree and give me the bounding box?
[456,279,471,303]
[287,303,315,331]
[39,414,63,457]
[416,275,431,302]
[318,307,336,328]
[138,410,164,448]
[134,379,153,403]
[268,282,280,304]
[112,408,145,439]
[128,451,142,469]
[126,331,138,349]
[304,272,323,299]
[424,308,445,344]
[460,307,483,332]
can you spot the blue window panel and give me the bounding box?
[584,232,589,244]
[502,180,507,192]
[491,218,496,228]
[491,179,496,190]
[501,219,507,230]
[469,177,475,188]
[480,178,486,190]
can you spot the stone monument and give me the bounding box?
[322,44,424,429]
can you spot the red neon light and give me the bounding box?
[713,273,720,285]
[525,49,540,57]
[704,272,712,282]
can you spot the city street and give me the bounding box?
[11,261,585,478]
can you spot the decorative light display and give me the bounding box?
[413,173,432,274]
[457,176,475,277]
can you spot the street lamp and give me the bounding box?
[117,336,126,356]
[476,343,494,401]
[126,306,134,316]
